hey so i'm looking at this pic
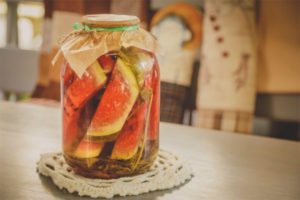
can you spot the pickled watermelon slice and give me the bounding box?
[110,56,154,160]
[73,139,104,158]
[86,59,139,137]
[111,101,148,160]
[66,61,107,109]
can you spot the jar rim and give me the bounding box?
[82,14,140,28]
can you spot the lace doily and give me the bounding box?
[37,149,193,198]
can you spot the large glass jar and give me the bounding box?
[60,15,160,179]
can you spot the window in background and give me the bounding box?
[17,1,44,50]
[0,1,7,47]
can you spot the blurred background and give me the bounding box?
[0,0,299,141]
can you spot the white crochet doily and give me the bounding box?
[37,149,193,198]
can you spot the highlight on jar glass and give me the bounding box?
[57,14,160,179]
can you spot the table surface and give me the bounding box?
[0,101,299,200]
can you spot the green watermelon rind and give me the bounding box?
[119,47,154,89]
[90,61,107,85]
[73,139,104,159]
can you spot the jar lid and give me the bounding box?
[82,14,140,28]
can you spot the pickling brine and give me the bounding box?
[61,44,160,178]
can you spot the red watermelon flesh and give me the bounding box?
[62,62,75,87]
[98,53,117,73]
[111,101,148,160]
[66,61,107,109]
[86,59,139,137]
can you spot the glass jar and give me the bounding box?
[60,15,160,179]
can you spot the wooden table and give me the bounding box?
[0,101,299,200]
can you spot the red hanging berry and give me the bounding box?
[217,37,223,43]
[222,51,229,57]
[214,25,220,31]
[210,15,216,22]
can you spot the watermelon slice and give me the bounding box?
[111,101,148,160]
[110,53,155,160]
[73,139,104,158]
[63,61,106,152]
[66,61,107,109]
[86,59,139,137]
[97,53,117,73]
